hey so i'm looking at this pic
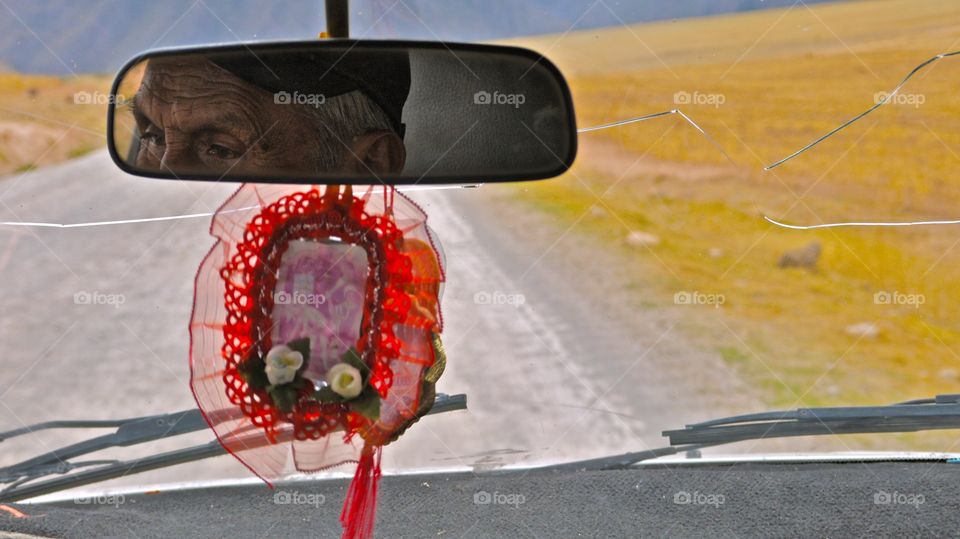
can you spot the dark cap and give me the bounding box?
[209,46,411,137]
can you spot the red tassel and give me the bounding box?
[340,443,382,539]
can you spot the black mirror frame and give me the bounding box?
[106,39,578,185]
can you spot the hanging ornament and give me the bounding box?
[189,183,445,538]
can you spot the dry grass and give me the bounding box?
[0,72,111,175]
[508,0,960,421]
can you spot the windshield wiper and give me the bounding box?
[663,393,960,446]
[539,394,960,472]
[8,394,959,498]
[0,393,467,502]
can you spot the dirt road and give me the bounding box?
[0,151,754,493]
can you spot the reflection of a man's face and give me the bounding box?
[131,58,405,178]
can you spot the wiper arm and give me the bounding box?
[536,394,960,472]
[663,393,960,446]
[0,409,209,481]
[0,393,467,502]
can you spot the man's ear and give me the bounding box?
[342,130,406,175]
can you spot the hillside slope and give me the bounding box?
[502,0,960,433]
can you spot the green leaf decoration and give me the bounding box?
[269,386,298,413]
[293,377,313,391]
[239,354,269,389]
[286,337,311,373]
[313,385,344,403]
[341,347,369,381]
[350,387,381,422]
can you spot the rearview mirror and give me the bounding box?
[107,40,577,184]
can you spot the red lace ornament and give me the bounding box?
[189,183,444,539]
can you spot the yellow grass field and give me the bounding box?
[506,0,960,424]
[0,72,110,174]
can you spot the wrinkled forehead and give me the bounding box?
[134,56,279,134]
[139,56,253,95]
[144,56,208,79]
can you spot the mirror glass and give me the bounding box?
[108,41,577,184]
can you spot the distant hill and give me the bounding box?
[0,0,839,75]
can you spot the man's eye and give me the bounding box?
[141,129,164,145]
[205,144,241,160]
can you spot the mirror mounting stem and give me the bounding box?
[325,0,349,38]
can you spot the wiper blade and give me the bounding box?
[663,393,960,446]
[0,409,209,481]
[537,394,960,473]
[0,393,467,502]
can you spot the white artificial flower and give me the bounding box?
[326,363,363,398]
[264,344,304,386]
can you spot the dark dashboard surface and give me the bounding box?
[3,461,959,538]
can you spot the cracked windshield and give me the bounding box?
[2,0,960,496]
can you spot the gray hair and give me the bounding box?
[298,90,394,172]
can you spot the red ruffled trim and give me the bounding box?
[189,184,443,484]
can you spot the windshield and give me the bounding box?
[2,0,959,495]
